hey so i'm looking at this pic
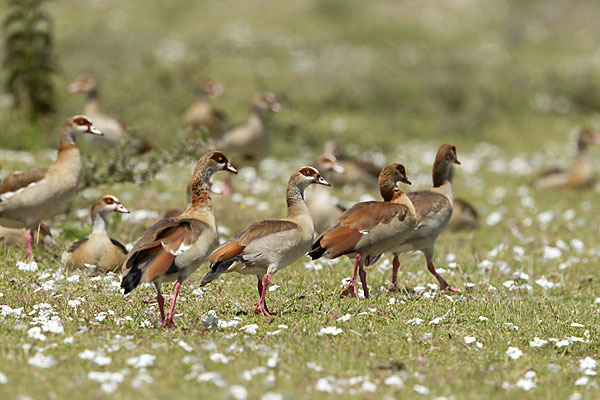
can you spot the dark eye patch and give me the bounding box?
[105,197,114,205]
[74,117,88,125]
[301,168,314,176]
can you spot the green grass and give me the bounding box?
[2,0,600,399]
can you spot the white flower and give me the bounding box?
[571,239,584,252]
[315,378,334,393]
[28,352,55,368]
[506,347,523,360]
[407,318,424,326]
[547,364,561,373]
[361,380,377,392]
[127,354,155,368]
[17,261,38,272]
[228,385,248,400]
[1,305,23,318]
[535,278,557,289]
[486,212,502,226]
[318,326,343,336]
[479,316,489,321]
[261,393,283,400]
[88,371,125,394]
[337,314,352,322]
[268,285,281,292]
[529,337,548,347]
[209,353,231,364]
[413,384,430,395]
[516,377,536,391]
[579,356,597,371]
[218,319,241,329]
[178,340,193,352]
[429,317,443,325]
[384,375,404,387]
[131,372,153,389]
[542,246,561,260]
[0,372,6,384]
[306,362,323,372]
[240,324,259,335]
[66,274,80,282]
[575,376,589,386]
[571,323,584,328]
[267,352,278,368]
[555,339,571,348]
[197,372,225,386]
[464,336,476,344]
[27,326,47,341]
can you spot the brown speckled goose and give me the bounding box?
[390,144,461,292]
[62,195,129,272]
[309,163,416,298]
[200,167,330,316]
[182,78,229,139]
[532,128,600,189]
[0,116,102,261]
[121,151,237,328]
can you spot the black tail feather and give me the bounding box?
[121,267,142,295]
[308,236,326,260]
[200,257,241,286]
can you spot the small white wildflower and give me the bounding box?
[529,337,548,347]
[267,352,278,368]
[131,372,153,389]
[306,362,323,372]
[178,340,193,352]
[542,246,561,260]
[240,324,259,335]
[579,356,597,371]
[228,385,248,400]
[556,339,571,348]
[384,375,404,387]
[413,384,430,395]
[17,261,38,272]
[318,326,343,336]
[209,353,231,364]
[506,347,523,360]
[575,376,589,386]
[27,327,47,341]
[66,274,80,282]
[464,336,476,344]
[429,317,443,325]
[0,372,6,384]
[315,377,334,393]
[571,323,584,328]
[486,212,502,226]
[337,314,352,322]
[547,364,561,373]
[407,318,424,326]
[268,285,280,292]
[479,316,489,321]
[261,393,283,400]
[28,352,55,368]
[516,377,536,391]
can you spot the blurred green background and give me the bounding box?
[1,0,599,157]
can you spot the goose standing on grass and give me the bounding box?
[324,140,381,188]
[200,167,330,316]
[308,163,416,298]
[390,144,461,292]
[531,128,600,189]
[308,154,346,234]
[120,151,237,328]
[0,224,57,250]
[182,78,229,139]
[0,116,103,261]
[69,74,151,153]
[62,195,130,272]
[220,92,280,193]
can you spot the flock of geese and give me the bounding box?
[1,75,599,328]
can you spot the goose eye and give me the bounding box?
[105,198,114,205]
[302,168,313,176]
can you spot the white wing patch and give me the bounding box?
[163,240,193,256]
[0,182,38,201]
[359,230,369,235]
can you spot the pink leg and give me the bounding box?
[161,279,183,328]
[427,261,460,292]
[156,286,165,322]
[341,253,361,298]
[25,228,34,262]
[256,276,263,298]
[358,265,370,299]
[254,274,273,316]
[390,255,400,291]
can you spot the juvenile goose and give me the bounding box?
[308,163,416,298]
[531,128,600,189]
[308,154,346,234]
[62,195,129,272]
[200,167,330,316]
[390,144,461,292]
[0,116,102,261]
[69,74,151,153]
[324,140,381,188]
[182,78,229,139]
[120,151,237,328]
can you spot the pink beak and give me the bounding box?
[87,125,103,136]
[226,162,238,174]
[270,102,281,112]
[115,204,130,214]
[68,83,80,93]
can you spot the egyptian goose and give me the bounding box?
[0,116,102,261]
[69,74,151,153]
[0,224,57,250]
[324,140,381,188]
[120,151,237,328]
[390,144,461,292]
[61,195,129,272]
[447,165,479,231]
[308,154,346,234]
[308,163,416,298]
[531,128,600,189]
[182,78,229,139]
[200,166,330,316]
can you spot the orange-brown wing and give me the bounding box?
[310,201,407,259]
[209,220,298,263]
[0,167,47,195]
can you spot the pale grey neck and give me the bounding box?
[92,212,108,233]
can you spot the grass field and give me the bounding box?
[1,0,600,399]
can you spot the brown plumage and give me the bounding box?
[62,195,129,272]
[182,78,229,139]
[120,151,238,328]
[323,140,381,188]
[201,166,330,316]
[0,167,47,196]
[0,116,103,261]
[309,163,416,298]
[448,198,479,231]
[531,128,600,189]
[391,144,461,292]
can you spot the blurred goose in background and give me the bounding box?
[182,78,229,139]
[121,151,237,328]
[69,74,151,153]
[324,139,381,188]
[200,167,330,316]
[309,163,416,299]
[308,154,346,234]
[0,224,57,250]
[531,128,600,189]
[220,92,280,193]
[62,195,129,272]
[0,116,102,261]
[447,164,479,231]
[390,144,461,292]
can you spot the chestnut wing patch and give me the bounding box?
[310,201,407,259]
[0,167,48,195]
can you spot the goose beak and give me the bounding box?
[115,204,130,214]
[270,102,281,112]
[212,83,224,97]
[315,175,331,187]
[400,176,412,185]
[225,162,238,174]
[87,125,103,136]
[454,158,461,165]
